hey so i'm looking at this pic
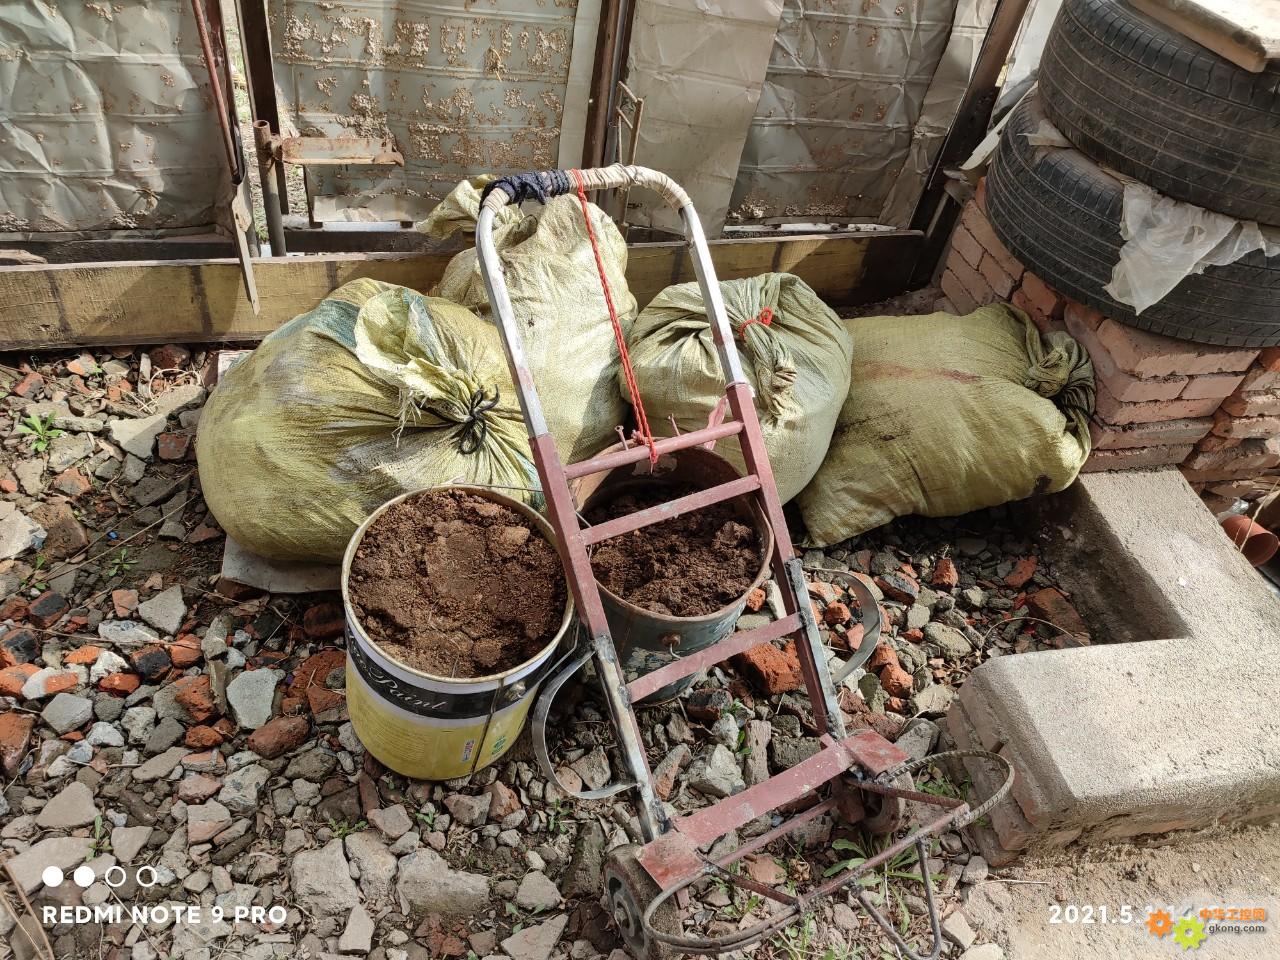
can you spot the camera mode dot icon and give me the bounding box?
[73,865,96,887]
[41,866,64,887]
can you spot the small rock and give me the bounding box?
[570,746,611,791]
[501,914,567,960]
[338,904,375,954]
[98,619,161,647]
[292,839,362,914]
[396,848,490,916]
[226,668,283,729]
[111,826,152,863]
[444,792,493,827]
[41,693,93,735]
[368,804,413,840]
[960,946,1004,960]
[895,718,938,761]
[131,745,188,782]
[910,684,955,715]
[942,911,976,949]
[923,623,971,659]
[36,781,99,829]
[85,721,125,748]
[485,780,521,820]
[516,871,562,912]
[218,764,270,815]
[961,855,989,884]
[46,432,94,473]
[188,800,233,843]
[107,414,167,460]
[0,503,45,561]
[137,585,186,636]
[687,745,745,798]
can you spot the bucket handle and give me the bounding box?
[806,567,883,686]
[532,641,637,802]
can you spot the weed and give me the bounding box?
[415,808,437,830]
[546,799,568,835]
[326,817,365,840]
[89,815,111,857]
[16,413,64,453]
[106,548,137,578]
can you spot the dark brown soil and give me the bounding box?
[586,484,763,617]
[348,490,567,677]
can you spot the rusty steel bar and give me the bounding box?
[253,121,286,256]
[564,420,743,479]
[279,136,404,167]
[190,0,238,176]
[580,475,761,546]
[625,612,802,702]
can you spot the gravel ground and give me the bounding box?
[0,344,1106,960]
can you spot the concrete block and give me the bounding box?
[948,469,1280,853]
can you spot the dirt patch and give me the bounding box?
[348,490,567,677]
[585,484,763,617]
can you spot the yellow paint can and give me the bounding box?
[342,486,573,781]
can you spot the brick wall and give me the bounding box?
[938,195,1273,486]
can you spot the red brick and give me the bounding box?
[1064,305,1187,402]
[1004,557,1038,590]
[185,724,224,748]
[1012,290,1060,334]
[111,588,139,617]
[949,254,994,309]
[156,433,191,461]
[948,225,984,271]
[27,590,69,629]
[932,557,958,590]
[866,641,898,672]
[302,602,345,640]
[1093,319,1258,378]
[960,202,1024,281]
[0,711,35,777]
[1022,273,1067,322]
[247,715,310,759]
[51,469,91,498]
[823,601,851,626]
[10,372,44,398]
[0,664,38,697]
[1211,409,1280,440]
[174,675,216,723]
[940,270,977,316]
[975,177,988,212]
[1196,433,1240,453]
[879,663,913,698]
[1181,372,1246,401]
[65,645,102,666]
[744,587,765,612]
[1026,588,1089,638]
[149,344,191,370]
[1089,415,1213,451]
[98,672,140,695]
[1183,438,1280,473]
[1094,377,1222,424]
[733,642,801,695]
[979,252,1017,299]
[1082,445,1196,472]
[1222,391,1280,418]
[169,635,202,669]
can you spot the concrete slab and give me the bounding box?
[220,536,340,594]
[950,468,1280,855]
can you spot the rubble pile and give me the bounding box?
[0,347,1085,960]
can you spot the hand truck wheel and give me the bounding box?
[603,844,678,960]
[861,772,915,836]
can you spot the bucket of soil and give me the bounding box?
[342,486,573,780]
[575,445,774,702]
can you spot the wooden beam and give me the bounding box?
[582,0,627,168]
[0,232,920,350]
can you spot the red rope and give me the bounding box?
[570,169,659,466]
[737,306,773,339]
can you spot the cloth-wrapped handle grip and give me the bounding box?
[480,164,692,214]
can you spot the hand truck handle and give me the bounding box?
[479,164,692,214]
[474,165,749,444]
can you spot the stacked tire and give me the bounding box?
[985,0,1280,347]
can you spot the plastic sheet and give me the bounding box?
[268,0,600,223]
[1106,181,1280,314]
[0,0,230,236]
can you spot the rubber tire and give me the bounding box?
[603,845,678,960]
[987,93,1280,347]
[1039,0,1280,224]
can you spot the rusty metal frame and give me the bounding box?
[475,164,1016,955]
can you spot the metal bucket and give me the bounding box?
[573,446,774,702]
[342,485,575,781]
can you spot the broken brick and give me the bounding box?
[1,627,39,666]
[684,688,732,722]
[149,344,191,370]
[732,642,801,695]
[99,672,140,695]
[10,372,44,398]
[111,589,139,617]
[823,601,851,626]
[27,590,69,629]
[302,602,346,640]
[1026,588,1090,639]
[65,645,102,666]
[173,675,216,723]
[866,641,898,672]
[1004,557,1038,590]
[169,635,202,669]
[932,558,958,590]
[879,664,913,699]
[0,664,39,697]
[156,433,191,461]
[184,724,224,749]
[247,715,310,759]
[876,572,919,604]
[51,468,91,498]
[744,587,766,612]
[130,644,172,680]
[0,711,35,776]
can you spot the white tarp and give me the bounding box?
[620,0,785,237]
[0,1,230,236]
[269,0,600,223]
[731,0,997,229]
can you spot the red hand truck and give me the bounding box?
[474,165,1012,958]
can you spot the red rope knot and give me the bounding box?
[569,168,659,466]
[737,306,774,339]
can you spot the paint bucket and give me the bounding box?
[342,485,575,781]
[573,445,774,702]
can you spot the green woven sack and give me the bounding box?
[198,279,535,561]
[798,304,1095,546]
[623,273,853,503]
